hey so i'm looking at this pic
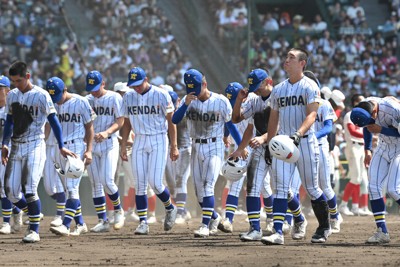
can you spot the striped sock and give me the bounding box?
[136,195,148,222]
[202,196,215,227]
[14,197,28,212]
[327,195,339,219]
[371,198,387,233]
[225,195,239,223]
[285,209,293,225]
[27,198,41,233]
[263,196,274,219]
[273,198,288,235]
[157,188,174,210]
[74,203,84,226]
[12,205,21,214]
[175,193,187,215]
[246,196,261,231]
[288,195,304,223]
[1,198,12,223]
[63,199,79,228]
[93,196,107,221]
[108,191,122,211]
[54,192,66,217]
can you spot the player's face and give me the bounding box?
[130,82,147,95]
[0,86,8,105]
[284,51,304,73]
[10,73,30,92]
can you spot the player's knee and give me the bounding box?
[67,190,79,199]
[323,188,335,200]
[387,189,400,201]
[25,193,39,203]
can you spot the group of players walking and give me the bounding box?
[0,47,399,245]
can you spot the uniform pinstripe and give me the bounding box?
[0,106,8,198]
[270,76,321,200]
[86,91,122,197]
[43,132,63,197]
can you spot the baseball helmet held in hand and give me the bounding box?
[221,157,248,181]
[54,156,85,179]
[269,135,300,163]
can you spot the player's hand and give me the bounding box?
[249,136,264,148]
[185,92,197,105]
[170,146,179,161]
[365,124,382,134]
[264,146,272,165]
[83,151,92,165]
[94,131,109,143]
[60,147,78,158]
[290,132,301,146]
[237,88,248,101]
[364,150,372,168]
[1,145,9,165]
[240,148,249,159]
[228,149,242,160]
[223,136,231,148]
[120,147,128,161]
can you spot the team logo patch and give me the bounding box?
[188,83,194,89]
[226,93,232,99]
[248,78,253,85]
[131,73,137,80]
[88,79,95,85]
[49,89,55,95]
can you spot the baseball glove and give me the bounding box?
[11,102,33,137]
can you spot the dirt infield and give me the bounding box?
[1,214,400,267]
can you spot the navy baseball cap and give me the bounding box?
[46,77,65,103]
[248,69,268,92]
[350,107,375,127]
[168,90,178,107]
[86,70,103,92]
[127,67,146,87]
[225,82,243,107]
[0,75,10,87]
[184,69,203,96]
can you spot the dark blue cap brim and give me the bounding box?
[86,84,101,92]
[127,79,144,87]
[248,81,262,93]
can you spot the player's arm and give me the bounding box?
[167,112,179,161]
[297,102,318,137]
[83,121,94,165]
[231,89,248,123]
[120,118,132,161]
[225,121,242,146]
[47,113,77,158]
[1,114,13,165]
[44,123,50,140]
[315,119,333,139]
[95,116,124,143]
[363,127,373,168]
[264,108,279,144]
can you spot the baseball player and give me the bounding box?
[45,77,96,236]
[261,48,330,245]
[172,68,242,237]
[304,71,343,234]
[226,77,273,241]
[0,75,23,235]
[339,94,372,216]
[120,67,179,235]
[85,70,125,232]
[2,61,75,243]
[162,85,192,224]
[350,97,400,244]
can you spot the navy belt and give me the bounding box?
[302,135,308,138]
[352,141,364,145]
[194,137,217,144]
[64,140,74,144]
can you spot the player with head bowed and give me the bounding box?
[2,61,75,243]
[172,68,243,237]
[162,85,192,224]
[350,96,400,244]
[303,71,343,234]
[85,70,125,232]
[120,67,179,235]
[261,48,331,245]
[339,94,372,216]
[0,75,23,235]
[45,77,96,236]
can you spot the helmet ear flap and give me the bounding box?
[221,158,248,182]
[268,135,300,163]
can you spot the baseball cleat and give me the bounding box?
[209,213,222,235]
[107,210,115,224]
[22,230,40,243]
[264,218,275,236]
[90,219,110,233]
[134,221,149,235]
[12,211,23,232]
[70,223,88,236]
[0,222,11,234]
[339,205,354,216]
[291,218,307,240]
[330,213,343,234]
[311,229,330,243]
[282,220,292,235]
[50,215,63,227]
[240,229,263,242]
[50,224,70,236]
[194,224,209,238]
[366,228,390,244]
[125,210,140,222]
[261,232,284,245]
[147,215,157,224]
[358,207,373,216]
[164,207,177,231]
[114,209,125,230]
[218,218,233,233]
